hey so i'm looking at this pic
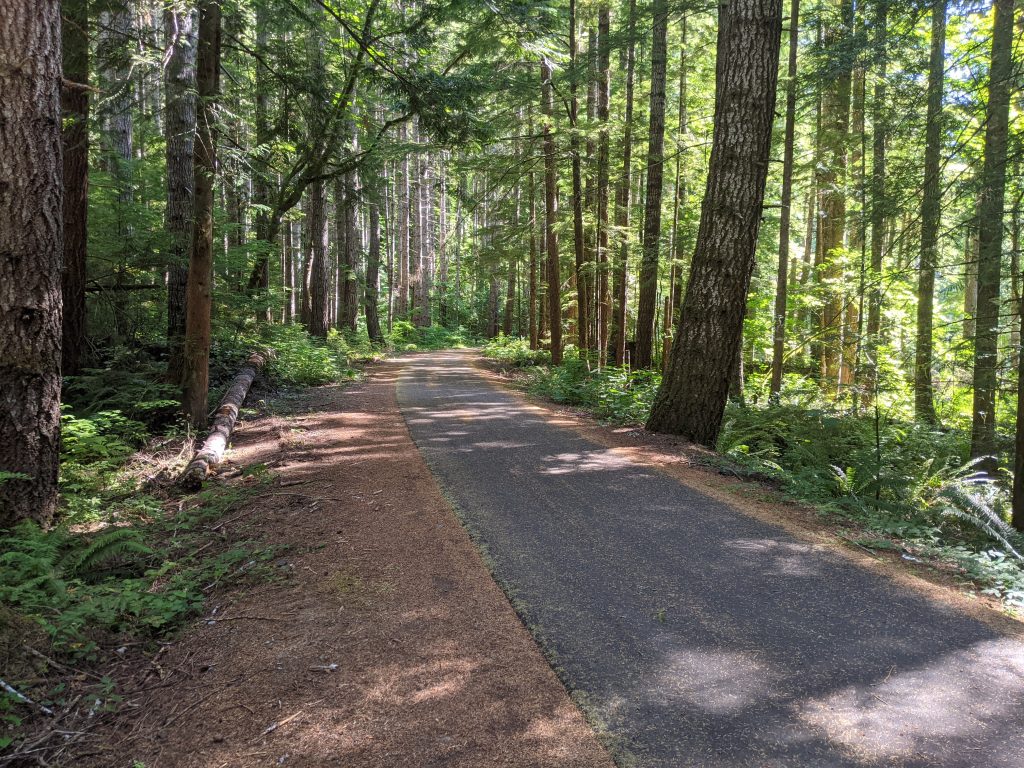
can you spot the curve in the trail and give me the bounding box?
[396,350,1024,768]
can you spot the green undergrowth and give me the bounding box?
[386,320,478,351]
[484,338,1024,613]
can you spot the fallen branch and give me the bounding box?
[178,349,274,491]
[1,677,55,717]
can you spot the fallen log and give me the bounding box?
[178,349,274,491]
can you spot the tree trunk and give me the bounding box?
[1013,186,1024,530]
[62,0,89,376]
[611,0,637,366]
[914,0,946,423]
[595,5,612,366]
[181,0,221,427]
[569,0,589,352]
[0,1,64,528]
[864,0,888,402]
[396,123,410,318]
[248,5,273,323]
[164,6,198,383]
[179,350,272,490]
[818,0,852,389]
[541,59,562,365]
[964,213,979,340]
[664,19,689,372]
[647,0,783,445]
[528,112,539,350]
[970,0,1015,465]
[633,0,669,370]
[365,183,384,343]
[307,179,330,337]
[415,149,432,327]
[841,50,865,393]
[769,0,800,399]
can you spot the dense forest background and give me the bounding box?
[2,0,1024,726]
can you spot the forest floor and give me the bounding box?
[86,349,1024,768]
[87,357,614,768]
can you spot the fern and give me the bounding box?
[935,472,1024,562]
[62,527,153,577]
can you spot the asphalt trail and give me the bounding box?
[396,350,1024,767]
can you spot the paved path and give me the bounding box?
[396,351,1024,767]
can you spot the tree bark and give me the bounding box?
[365,180,385,343]
[62,0,89,376]
[864,0,887,402]
[632,0,669,370]
[541,59,562,365]
[818,0,852,388]
[970,0,1015,465]
[647,0,783,446]
[0,1,64,528]
[611,0,637,366]
[914,0,946,423]
[769,0,800,398]
[179,350,272,491]
[595,5,611,366]
[568,0,589,352]
[181,0,220,427]
[164,6,198,383]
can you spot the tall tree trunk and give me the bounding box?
[1013,184,1024,530]
[97,1,135,341]
[663,18,689,372]
[914,0,946,423]
[0,1,64,527]
[181,0,220,427]
[415,149,432,326]
[595,5,611,365]
[964,213,979,339]
[541,59,562,365]
[164,6,197,383]
[569,0,589,351]
[248,5,273,323]
[62,0,90,376]
[365,186,384,342]
[633,0,669,370]
[528,118,539,350]
[970,0,1015,465]
[841,50,865,392]
[769,0,800,398]
[818,0,852,388]
[305,6,329,338]
[611,0,637,366]
[647,0,783,445]
[396,124,410,318]
[307,179,330,337]
[284,216,294,322]
[864,0,888,402]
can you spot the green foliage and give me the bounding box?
[260,324,356,386]
[481,334,550,366]
[528,359,659,425]
[63,359,181,430]
[0,479,275,657]
[386,320,476,351]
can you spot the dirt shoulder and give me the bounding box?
[474,355,1024,640]
[96,358,614,768]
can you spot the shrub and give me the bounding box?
[528,359,659,424]
[481,334,550,366]
[261,324,355,386]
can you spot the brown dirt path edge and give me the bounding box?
[108,359,616,768]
